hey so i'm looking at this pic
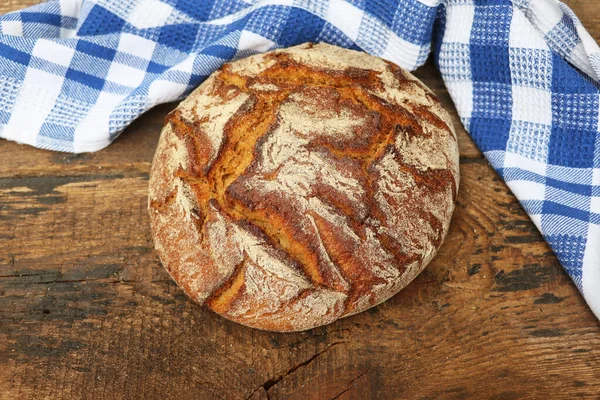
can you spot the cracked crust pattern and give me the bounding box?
[148,43,459,332]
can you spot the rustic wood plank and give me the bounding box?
[0,0,41,13]
[1,160,599,399]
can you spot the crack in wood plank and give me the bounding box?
[250,341,346,399]
[327,371,367,400]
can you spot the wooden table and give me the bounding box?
[1,1,600,399]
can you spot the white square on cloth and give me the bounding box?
[72,91,126,152]
[4,68,65,144]
[117,33,157,60]
[2,21,23,36]
[381,32,422,70]
[591,196,600,214]
[504,152,548,177]
[325,0,364,42]
[512,86,552,125]
[59,0,81,18]
[528,0,564,36]
[508,180,547,202]
[32,40,75,67]
[593,168,600,186]
[106,62,146,87]
[446,81,473,119]
[509,7,548,50]
[583,224,600,316]
[238,31,276,53]
[149,79,187,103]
[444,5,475,45]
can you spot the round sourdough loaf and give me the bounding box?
[149,42,459,332]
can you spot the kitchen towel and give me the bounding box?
[1,0,599,319]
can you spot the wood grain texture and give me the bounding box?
[1,0,600,399]
[0,0,40,13]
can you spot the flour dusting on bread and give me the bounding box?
[149,43,459,331]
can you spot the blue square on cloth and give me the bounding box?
[146,61,169,75]
[61,77,102,103]
[547,127,597,168]
[70,42,115,81]
[65,68,106,91]
[358,12,392,56]
[545,232,586,290]
[94,0,139,21]
[542,204,590,234]
[244,6,290,42]
[503,167,545,185]
[546,165,593,187]
[22,22,60,38]
[191,53,229,80]
[203,44,237,60]
[279,8,326,48]
[113,52,153,71]
[39,122,75,142]
[21,12,61,27]
[156,69,192,86]
[548,92,598,168]
[148,41,189,67]
[188,53,229,87]
[471,44,511,84]
[75,41,117,62]
[317,25,361,51]
[157,24,200,53]
[68,56,112,80]
[551,93,599,131]
[520,199,545,216]
[0,43,32,82]
[470,3,512,84]
[391,0,436,45]
[551,52,598,94]
[470,117,511,152]
[28,57,68,78]
[171,0,216,22]
[545,180,592,213]
[0,110,11,125]
[364,0,397,27]
[78,5,126,36]
[108,95,148,139]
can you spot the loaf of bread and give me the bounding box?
[149,43,459,332]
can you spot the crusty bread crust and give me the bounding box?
[149,43,459,332]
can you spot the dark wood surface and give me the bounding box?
[1,1,599,399]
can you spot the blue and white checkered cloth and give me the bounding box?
[1,0,600,320]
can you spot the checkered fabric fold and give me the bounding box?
[1,0,599,319]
